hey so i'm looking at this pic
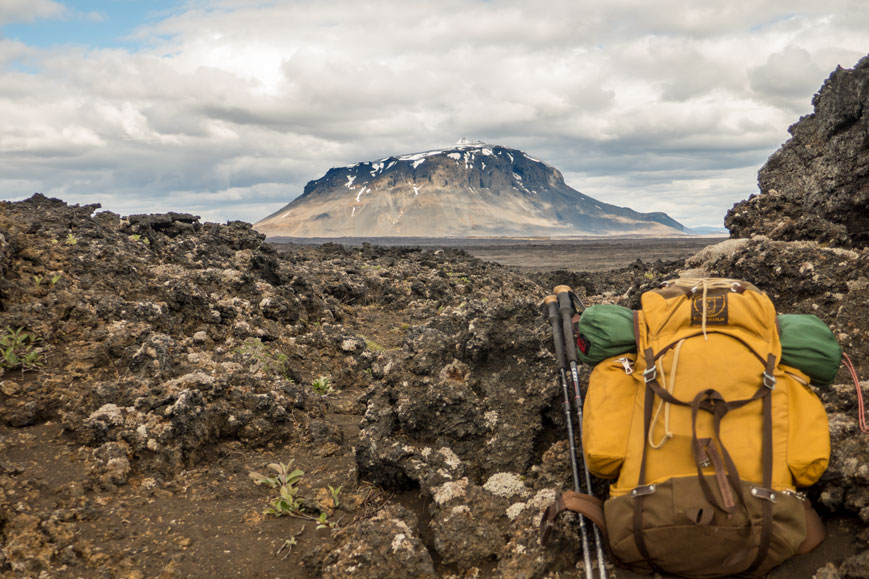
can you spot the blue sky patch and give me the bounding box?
[1,1,180,50]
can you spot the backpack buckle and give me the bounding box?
[643,366,657,383]
[763,371,776,390]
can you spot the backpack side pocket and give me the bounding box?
[583,354,639,479]
[783,365,830,487]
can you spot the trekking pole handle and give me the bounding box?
[555,287,579,365]
[544,296,568,369]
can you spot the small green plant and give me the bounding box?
[32,273,61,289]
[250,461,340,530]
[328,484,342,509]
[316,512,335,530]
[65,233,77,245]
[311,376,332,395]
[1,327,43,372]
[276,536,297,560]
[643,271,655,280]
[249,461,305,517]
[128,234,150,245]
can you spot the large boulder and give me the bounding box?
[726,54,869,247]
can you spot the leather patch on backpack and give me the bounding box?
[691,295,728,325]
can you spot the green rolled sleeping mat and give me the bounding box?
[575,306,842,386]
[778,314,842,387]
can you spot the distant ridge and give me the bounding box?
[255,140,685,238]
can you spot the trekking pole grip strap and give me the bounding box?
[540,491,608,546]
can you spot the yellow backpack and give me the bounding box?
[583,278,830,577]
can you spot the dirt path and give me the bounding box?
[0,384,385,579]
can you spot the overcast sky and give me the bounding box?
[0,1,867,228]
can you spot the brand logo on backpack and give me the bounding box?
[577,333,591,355]
[691,295,728,326]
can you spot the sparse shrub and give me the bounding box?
[249,461,338,530]
[237,338,291,380]
[1,327,43,372]
[128,234,150,246]
[363,336,385,352]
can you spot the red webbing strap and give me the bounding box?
[843,353,868,434]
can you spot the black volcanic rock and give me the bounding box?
[725,54,869,247]
[256,140,684,237]
[2,194,868,576]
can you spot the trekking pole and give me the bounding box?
[555,285,608,579]
[544,295,594,579]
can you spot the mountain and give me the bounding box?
[255,139,685,238]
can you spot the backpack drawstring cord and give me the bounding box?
[649,339,685,449]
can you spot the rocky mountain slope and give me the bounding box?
[255,140,685,238]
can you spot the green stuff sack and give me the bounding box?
[575,306,842,386]
[779,314,842,386]
[576,304,636,365]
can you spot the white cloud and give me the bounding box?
[0,0,66,26]
[0,0,867,227]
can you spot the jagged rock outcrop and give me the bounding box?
[256,140,684,238]
[725,54,869,247]
[685,53,869,578]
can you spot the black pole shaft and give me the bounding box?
[555,287,608,579]
[545,297,594,579]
